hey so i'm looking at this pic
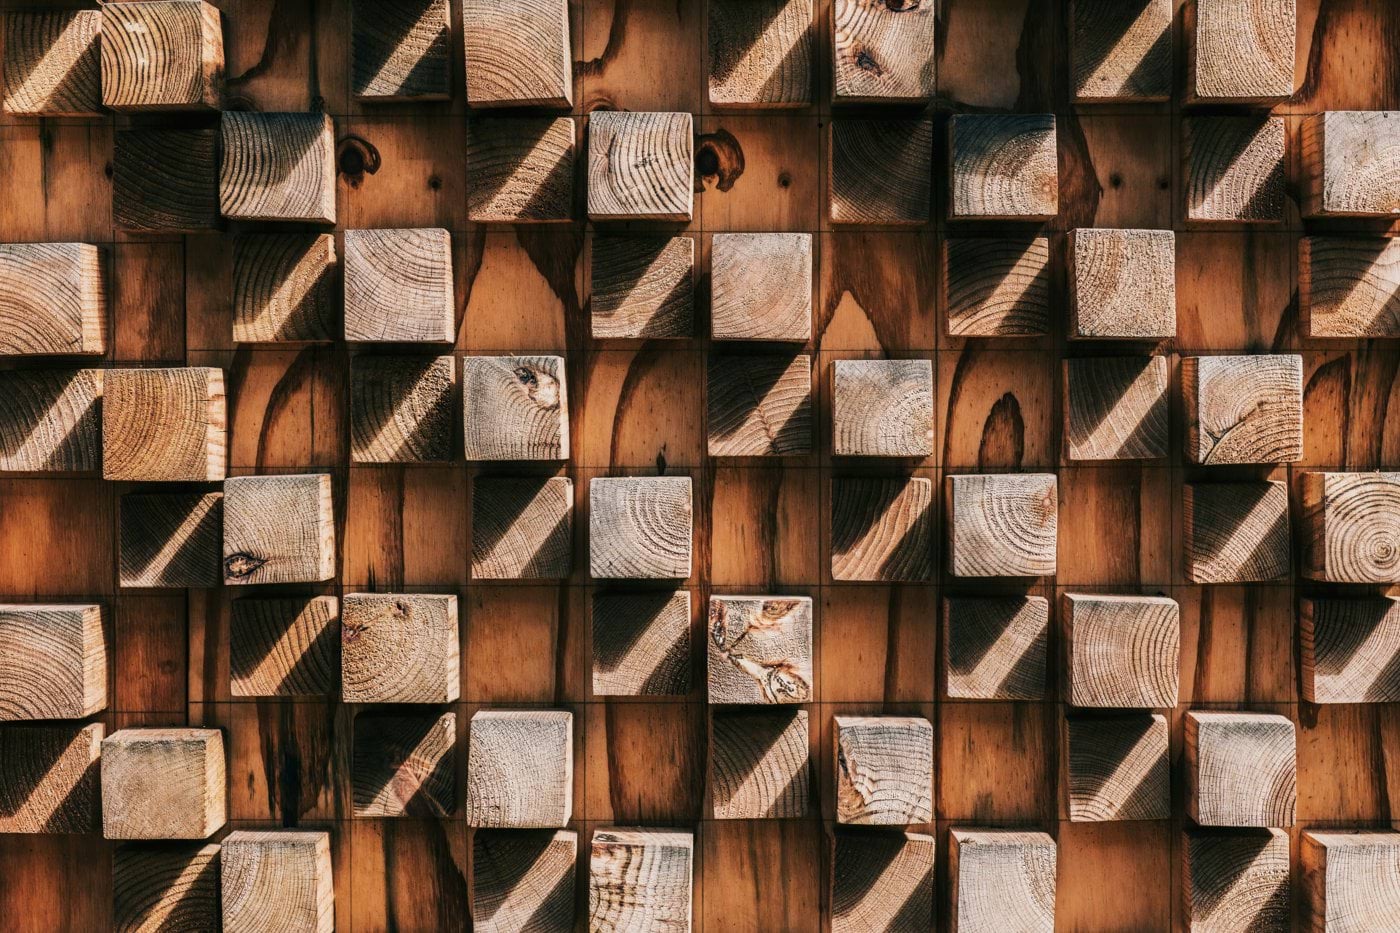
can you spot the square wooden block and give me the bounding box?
[1300,237,1400,338]
[1063,357,1169,461]
[708,596,812,704]
[947,473,1058,578]
[463,356,569,460]
[341,593,459,703]
[222,831,333,933]
[1185,118,1286,224]
[463,0,571,107]
[0,370,102,471]
[832,0,935,103]
[220,112,336,224]
[830,831,934,933]
[230,596,339,697]
[1184,482,1291,583]
[1189,0,1295,102]
[467,117,576,222]
[1062,594,1180,708]
[467,710,573,828]
[944,238,1052,337]
[1183,355,1302,464]
[114,843,220,933]
[351,355,455,462]
[708,0,812,107]
[1065,713,1169,821]
[222,474,335,585]
[1185,711,1296,828]
[708,354,813,457]
[950,115,1059,220]
[1301,597,1400,703]
[103,368,226,482]
[1302,472,1400,583]
[711,233,812,341]
[471,476,573,579]
[101,1,223,110]
[1302,831,1400,933]
[1184,828,1290,933]
[831,476,933,582]
[829,120,933,225]
[0,243,105,356]
[0,604,106,720]
[0,722,101,833]
[944,595,1048,700]
[119,492,224,588]
[949,830,1056,933]
[590,236,694,339]
[589,477,693,579]
[1069,229,1175,339]
[832,359,933,457]
[587,112,693,221]
[592,590,691,697]
[711,708,810,819]
[232,234,338,343]
[352,711,456,817]
[1070,0,1172,101]
[351,0,451,101]
[114,129,221,232]
[473,830,577,933]
[834,715,933,825]
[343,228,454,343]
[2,10,101,116]
[101,728,226,840]
[1302,111,1400,217]
[588,829,693,932]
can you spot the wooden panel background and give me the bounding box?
[1,0,1398,930]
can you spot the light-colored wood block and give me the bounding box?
[467,709,573,829]
[232,234,338,343]
[587,111,694,221]
[707,595,812,705]
[711,709,810,819]
[0,243,106,356]
[113,843,221,933]
[352,711,456,817]
[1184,482,1291,583]
[830,831,934,933]
[944,595,1048,700]
[351,355,454,463]
[591,236,694,339]
[1068,229,1175,339]
[1185,711,1296,828]
[592,590,691,697]
[229,596,339,697]
[222,474,335,585]
[0,604,106,720]
[1065,713,1169,822]
[944,238,1052,337]
[1301,597,1400,703]
[949,115,1058,220]
[0,370,102,471]
[467,117,576,222]
[351,0,451,101]
[1302,472,1400,583]
[341,593,459,703]
[589,829,693,932]
[119,491,224,588]
[101,0,223,111]
[1185,117,1286,224]
[101,728,226,840]
[463,0,571,108]
[219,113,336,224]
[832,359,933,457]
[1189,0,1294,102]
[1183,355,1303,464]
[1183,828,1290,933]
[473,830,577,933]
[471,476,573,579]
[462,356,569,461]
[1302,831,1400,933]
[1302,112,1400,217]
[1063,594,1180,709]
[114,129,221,232]
[707,354,813,457]
[1070,0,1172,101]
[708,0,812,107]
[829,119,933,225]
[0,722,101,833]
[589,476,693,579]
[103,368,226,482]
[831,476,933,582]
[343,228,454,343]
[949,830,1056,933]
[2,11,101,116]
[947,473,1058,578]
[831,0,936,103]
[834,715,932,825]
[1300,237,1400,338]
[1063,357,1168,461]
[222,831,334,933]
[711,233,812,341]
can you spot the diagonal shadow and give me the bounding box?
[470,121,575,222]
[708,353,813,455]
[0,724,100,832]
[230,597,341,696]
[352,0,450,99]
[832,476,934,582]
[1068,714,1168,820]
[473,829,575,930]
[472,477,572,578]
[351,356,454,462]
[591,237,695,337]
[1073,0,1172,99]
[122,494,223,585]
[354,712,455,817]
[710,709,806,816]
[3,11,100,114]
[0,370,101,471]
[594,590,690,694]
[1068,358,1168,460]
[710,0,814,104]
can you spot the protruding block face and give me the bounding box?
[341,594,459,703]
[708,0,812,107]
[0,723,102,833]
[473,830,577,933]
[230,596,339,697]
[101,1,223,110]
[351,355,455,463]
[947,473,1058,578]
[113,843,221,933]
[1185,711,1296,828]
[1190,0,1295,101]
[343,228,455,343]
[591,236,694,339]
[832,0,935,103]
[2,11,101,115]
[944,596,1049,700]
[463,356,569,461]
[1183,355,1302,465]
[587,111,694,221]
[829,120,933,225]
[593,590,691,697]
[831,476,933,582]
[352,711,456,817]
[101,728,226,840]
[0,604,106,720]
[1300,237,1400,338]
[0,243,106,356]
[1069,229,1175,339]
[467,710,573,829]
[944,238,1052,337]
[104,368,226,482]
[708,596,812,704]
[1302,112,1400,217]
[1184,482,1290,583]
[830,832,934,933]
[1065,714,1169,821]
[950,115,1059,220]
[351,0,451,101]
[1064,357,1169,461]
[221,831,334,933]
[708,355,813,457]
[834,716,933,825]
[223,474,336,585]
[1301,597,1400,704]
[119,492,224,588]
[463,0,571,108]
[466,118,576,222]
[1185,118,1286,224]
[589,477,693,579]
[711,233,812,342]
[0,370,102,471]
[832,359,933,457]
[1302,832,1400,933]
[114,129,221,232]
[589,829,693,932]
[1303,472,1400,584]
[232,234,338,343]
[471,477,573,579]
[1063,594,1180,709]
[710,709,810,819]
[1070,0,1172,101]
[220,113,336,224]
[1184,829,1290,933]
[950,831,1056,933]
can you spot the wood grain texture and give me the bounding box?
[589,476,692,579]
[588,828,693,932]
[711,233,812,341]
[1065,713,1169,822]
[351,0,451,101]
[113,843,220,933]
[1183,828,1289,933]
[1068,229,1175,339]
[471,829,576,933]
[100,1,223,111]
[830,831,934,933]
[341,593,459,703]
[1302,831,1400,933]
[352,711,456,817]
[0,243,106,357]
[1063,357,1168,461]
[592,590,691,696]
[828,119,933,225]
[100,728,226,840]
[590,236,694,339]
[222,474,336,585]
[1184,118,1286,224]
[1183,355,1303,464]
[1185,711,1296,828]
[351,355,455,463]
[944,238,1052,337]
[1189,0,1295,101]
[707,354,812,457]
[947,473,1057,578]
[710,708,810,819]
[0,604,105,720]
[463,0,572,107]
[343,228,455,343]
[832,359,933,457]
[466,117,576,223]
[103,368,226,482]
[113,128,221,232]
[1300,597,1400,704]
[1,11,101,116]
[0,370,102,472]
[831,0,936,103]
[944,595,1048,700]
[949,115,1058,220]
[1301,111,1400,217]
[1183,481,1291,584]
[462,356,569,460]
[1301,472,1400,583]
[118,491,223,588]
[232,234,338,343]
[1070,0,1171,101]
[949,830,1056,933]
[707,595,812,704]
[229,596,339,697]
[471,476,573,579]
[834,715,932,825]
[219,112,336,224]
[467,710,573,828]
[587,111,694,221]
[221,831,333,933]
[1062,594,1179,708]
[830,476,933,582]
[1299,237,1400,338]
[708,0,812,107]
[0,722,101,833]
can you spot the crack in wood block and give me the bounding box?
[1183,355,1302,464]
[832,359,933,457]
[1301,597,1400,703]
[472,829,577,933]
[710,708,810,819]
[589,477,693,579]
[1183,828,1290,933]
[344,228,455,343]
[463,0,571,108]
[1301,111,1400,217]
[832,0,936,103]
[219,113,336,224]
[1302,472,1400,583]
[587,111,693,221]
[230,596,339,697]
[467,117,576,222]
[0,722,101,833]
[114,128,221,232]
[588,828,693,932]
[1064,357,1168,461]
[708,354,812,457]
[2,11,101,116]
[351,0,450,101]
[1183,481,1291,583]
[950,115,1058,220]
[471,476,573,579]
[101,1,223,111]
[341,593,459,703]
[1063,594,1179,709]
[1070,0,1172,101]
[0,370,102,471]
[232,234,337,343]
[1185,118,1286,224]
[944,238,1052,337]
[831,476,933,582]
[351,355,454,462]
[590,236,694,339]
[223,474,336,585]
[947,473,1057,578]
[707,595,812,704]
[463,355,569,460]
[0,604,105,720]
[1300,237,1400,338]
[1302,831,1400,933]
[593,590,691,697]
[711,233,812,341]
[1065,713,1169,822]
[119,491,224,588]
[352,711,456,817]
[101,728,226,840]
[708,0,812,107]
[830,830,934,933]
[467,709,573,828]
[221,831,333,933]
[944,595,1048,700]
[1068,229,1175,339]
[949,830,1056,933]
[1189,0,1294,102]
[834,715,932,825]
[113,842,220,933]
[1185,711,1296,828]
[0,243,106,356]
[829,119,933,225]
[103,368,226,482]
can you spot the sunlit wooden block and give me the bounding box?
[1301,111,1400,217]
[832,359,933,457]
[1070,0,1172,101]
[944,238,1052,337]
[0,370,102,471]
[471,477,573,579]
[707,354,813,457]
[119,492,224,589]
[1300,237,1400,338]
[223,474,335,585]
[341,594,459,703]
[834,716,932,825]
[351,0,451,101]
[949,830,1056,933]
[711,233,812,341]
[103,368,226,482]
[831,476,933,582]
[829,119,933,225]
[230,596,339,697]
[708,596,812,705]
[0,604,106,720]
[1183,355,1302,464]
[1062,594,1179,708]
[1063,357,1168,461]
[0,722,102,833]
[2,10,101,115]
[114,129,221,232]
[708,0,812,107]
[587,111,693,221]
[0,243,106,356]
[1065,713,1169,822]
[944,595,1048,700]
[949,115,1058,220]
[1183,482,1290,583]
[473,830,577,933]
[710,709,810,819]
[1302,472,1400,583]
[221,831,334,933]
[466,117,576,223]
[463,0,571,108]
[831,0,936,103]
[592,590,691,697]
[590,236,694,339]
[220,112,336,224]
[463,356,569,460]
[232,234,338,343]
[1183,828,1290,933]
[1185,118,1286,224]
[1068,229,1175,339]
[947,473,1057,578]
[343,228,454,343]
[351,355,455,463]
[352,711,456,817]
[1189,0,1295,102]
[589,829,693,932]
[1302,831,1400,933]
[101,728,226,840]
[1301,597,1400,704]
[1186,711,1296,828]
[830,831,934,933]
[101,1,223,110]
[467,710,573,829]
[589,477,693,579]
[114,842,221,933]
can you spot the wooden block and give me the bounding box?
[462,355,569,460]
[588,829,693,932]
[114,128,221,232]
[223,474,336,585]
[592,590,691,697]
[1065,713,1169,821]
[949,830,1056,933]
[1302,472,1400,583]
[232,234,338,343]
[589,477,693,579]
[947,473,1057,578]
[944,238,1052,337]
[1184,828,1290,933]
[707,595,812,704]
[473,830,577,933]
[1070,0,1172,101]
[0,370,102,471]
[949,115,1059,220]
[711,708,810,819]
[113,843,220,933]
[590,236,694,339]
[101,1,223,111]
[1063,357,1168,461]
[103,368,225,482]
[463,0,571,108]
[1302,111,1400,218]
[220,113,336,224]
[229,596,339,697]
[1302,831,1400,933]
[831,0,936,103]
[0,604,106,720]
[944,595,1048,700]
[834,715,933,825]
[708,0,812,107]
[466,117,576,223]
[1184,482,1291,584]
[351,0,451,101]
[1185,711,1296,828]
[351,355,454,462]
[829,119,933,225]
[707,354,813,456]
[1189,0,1295,102]
[1068,229,1175,339]
[0,243,106,356]
[471,476,573,579]
[341,593,459,703]
[343,228,454,343]
[830,476,933,582]
[352,711,456,817]
[119,492,224,588]
[467,709,573,828]
[2,11,101,115]
[1301,597,1400,703]
[101,728,226,840]
[1184,118,1286,224]
[587,111,694,221]
[832,359,933,457]
[0,723,101,833]
[1300,237,1400,338]
[221,831,333,933]
[830,831,934,933]
[711,233,812,341]
[1183,355,1303,464]
[1063,594,1180,708]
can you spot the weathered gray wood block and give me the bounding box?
[711,233,812,342]
[707,354,813,457]
[114,129,221,232]
[711,709,810,819]
[463,0,571,108]
[1070,0,1172,101]
[1189,0,1295,101]
[113,842,221,933]
[341,593,459,703]
[708,0,812,107]
[2,11,101,116]
[232,234,338,343]
[949,830,1056,933]
[1302,831,1400,933]
[944,238,1052,337]
[587,112,694,221]
[463,356,569,461]
[949,115,1059,220]
[944,595,1049,700]
[351,0,451,101]
[1185,118,1286,224]
[592,590,691,697]
[0,604,106,720]
[1063,357,1169,461]
[103,368,226,482]
[832,359,933,457]
[101,728,226,840]
[1183,828,1290,933]
[947,473,1058,578]
[344,228,455,343]
[230,596,339,698]
[1302,472,1400,583]
[351,355,455,463]
[467,710,573,828]
[472,476,573,579]
[1185,711,1296,828]
[834,715,933,825]
[1062,594,1179,709]
[1300,597,1400,703]
[473,830,577,933]
[590,236,694,339]
[1068,229,1175,339]
[1183,482,1291,583]
[0,243,106,356]
[101,1,223,110]
[588,829,693,932]
[0,370,102,471]
[1300,237,1400,338]
[1302,112,1400,217]
[0,722,102,833]
[830,831,934,933]
[467,117,576,223]
[220,113,337,224]
[1183,355,1303,464]
[589,477,693,579]
[352,711,456,817]
[829,119,933,225]
[119,492,224,589]
[223,474,336,585]
[831,476,933,582]
[1065,713,1170,822]
[708,596,812,704]
[831,0,936,103]
[221,831,334,933]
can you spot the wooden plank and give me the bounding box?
[828,120,933,225]
[1301,472,1400,583]
[1300,597,1400,703]
[1302,831,1400,933]
[467,710,573,828]
[1184,118,1286,224]
[943,595,1048,700]
[1063,357,1168,461]
[831,0,936,103]
[351,0,451,101]
[471,829,576,933]
[1062,594,1179,708]
[465,117,576,223]
[1182,828,1289,933]
[352,711,456,817]
[833,715,932,825]
[830,476,933,582]
[1070,0,1172,101]
[1299,237,1400,338]
[949,830,1056,933]
[1183,482,1290,584]
[707,354,813,457]
[0,604,105,720]
[711,233,812,342]
[0,370,102,472]
[588,828,693,932]
[829,831,934,933]
[592,589,691,697]
[1185,711,1296,828]
[221,831,333,933]
[1,11,102,116]
[0,723,102,833]
[222,474,336,585]
[707,595,812,704]
[1183,355,1303,464]
[113,843,220,933]
[949,115,1058,221]
[1065,713,1169,822]
[100,728,226,840]
[1302,112,1400,217]
[0,243,106,357]
[711,708,810,819]
[219,113,336,224]
[118,492,224,589]
[462,356,569,460]
[832,359,933,457]
[586,111,694,221]
[471,476,573,579]
[946,473,1058,578]
[103,368,226,482]
[708,0,812,108]
[1068,229,1175,339]
[1188,0,1295,101]
[341,593,459,703]
[343,228,455,343]
[589,476,693,579]
[462,0,571,108]
[350,355,455,462]
[590,235,694,339]
[232,234,338,344]
[101,1,223,111]
[944,238,1052,337]
[229,595,339,697]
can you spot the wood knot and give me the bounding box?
[695,129,744,193]
[855,49,882,74]
[337,135,381,188]
[224,553,267,580]
[515,366,561,409]
[884,0,921,10]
